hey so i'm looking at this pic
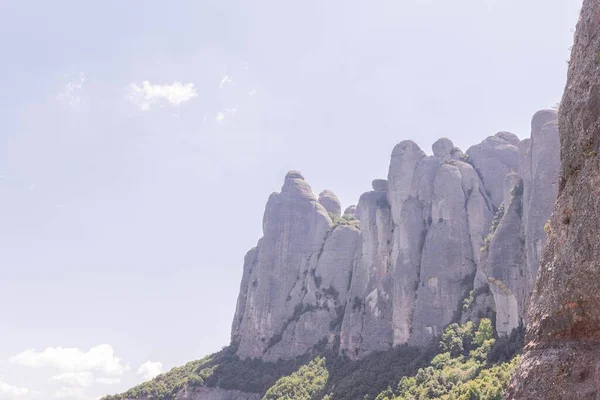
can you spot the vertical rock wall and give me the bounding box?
[232,110,560,361]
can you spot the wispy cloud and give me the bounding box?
[56,73,85,110]
[0,381,28,398]
[215,106,238,123]
[125,81,197,111]
[10,344,129,376]
[52,386,86,400]
[136,361,163,381]
[219,75,233,88]
[49,372,93,387]
[95,377,120,385]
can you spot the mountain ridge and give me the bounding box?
[105,109,560,400]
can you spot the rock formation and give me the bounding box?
[232,110,561,360]
[507,1,600,398]
[482,111,560,336]
[318,190,342,216]
[231,171,359,361]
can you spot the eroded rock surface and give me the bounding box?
[233,111,560,361]
[319,189,342,216]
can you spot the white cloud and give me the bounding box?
[136,361,163,381]
[10,344,129,376]
[95,377,120,385]
[50,372,93,387]
[56,72,85,110]
[52,387,87,400]
[219,75,233,88]
[215,106,238,123]
[0,381,28,398]
[248,89,257,96]
[125,81,197,111]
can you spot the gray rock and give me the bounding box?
[496,131,521,147]
[340,190,393,358]
[410,161,484,345]
[432,138,454,158]
[231,108,560,362]
[266,224,359,360]
[372,179,388,192]
[234,171,332,360]
[387,140,426,226]
[485,176,525,336]
[466,132,520,209]
[344,205,357,216]
[318,189,342,216]
[521,111,560,318]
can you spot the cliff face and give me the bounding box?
[508,1,600,398]
[483,111,560,336]
[232,110,561,361]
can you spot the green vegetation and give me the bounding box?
[104,320,523,400]
[373,319,519,400]
[462,290,474,312]
[329,212,360,228]
[481,204,505,253]
[263,357,329,400]
[102,355,216,400]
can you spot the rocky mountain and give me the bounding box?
[105,109,561,400]
[507,0,600,398]
[232,109,559,363]
[105,109,562,400]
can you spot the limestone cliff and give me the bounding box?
[507,1,600,398]
[232,111,560,361]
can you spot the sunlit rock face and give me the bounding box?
[232,109,560,360]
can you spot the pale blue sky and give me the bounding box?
[0,1,581,399]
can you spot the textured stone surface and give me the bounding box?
[520,110,560,319]
[233,171,333,360]
[485,176,524,336]
[467,132,520,209]
[319,189,342,216]
[508,1,600,397]
[480,111,559,336]
[410,159,492,345]
[372,179,388,192]
[432,137,454,158]
[232,108,560,361]
[340,189,394,357]
[344,205,357,216]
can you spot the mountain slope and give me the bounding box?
[105,109,559,400]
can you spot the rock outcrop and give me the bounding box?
[232,112,561,361]
[481,112,560,336]
[231,171,359,361]
[318,190,342,216]
[508,1,600,398]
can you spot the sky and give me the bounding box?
[0,0,582,399]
